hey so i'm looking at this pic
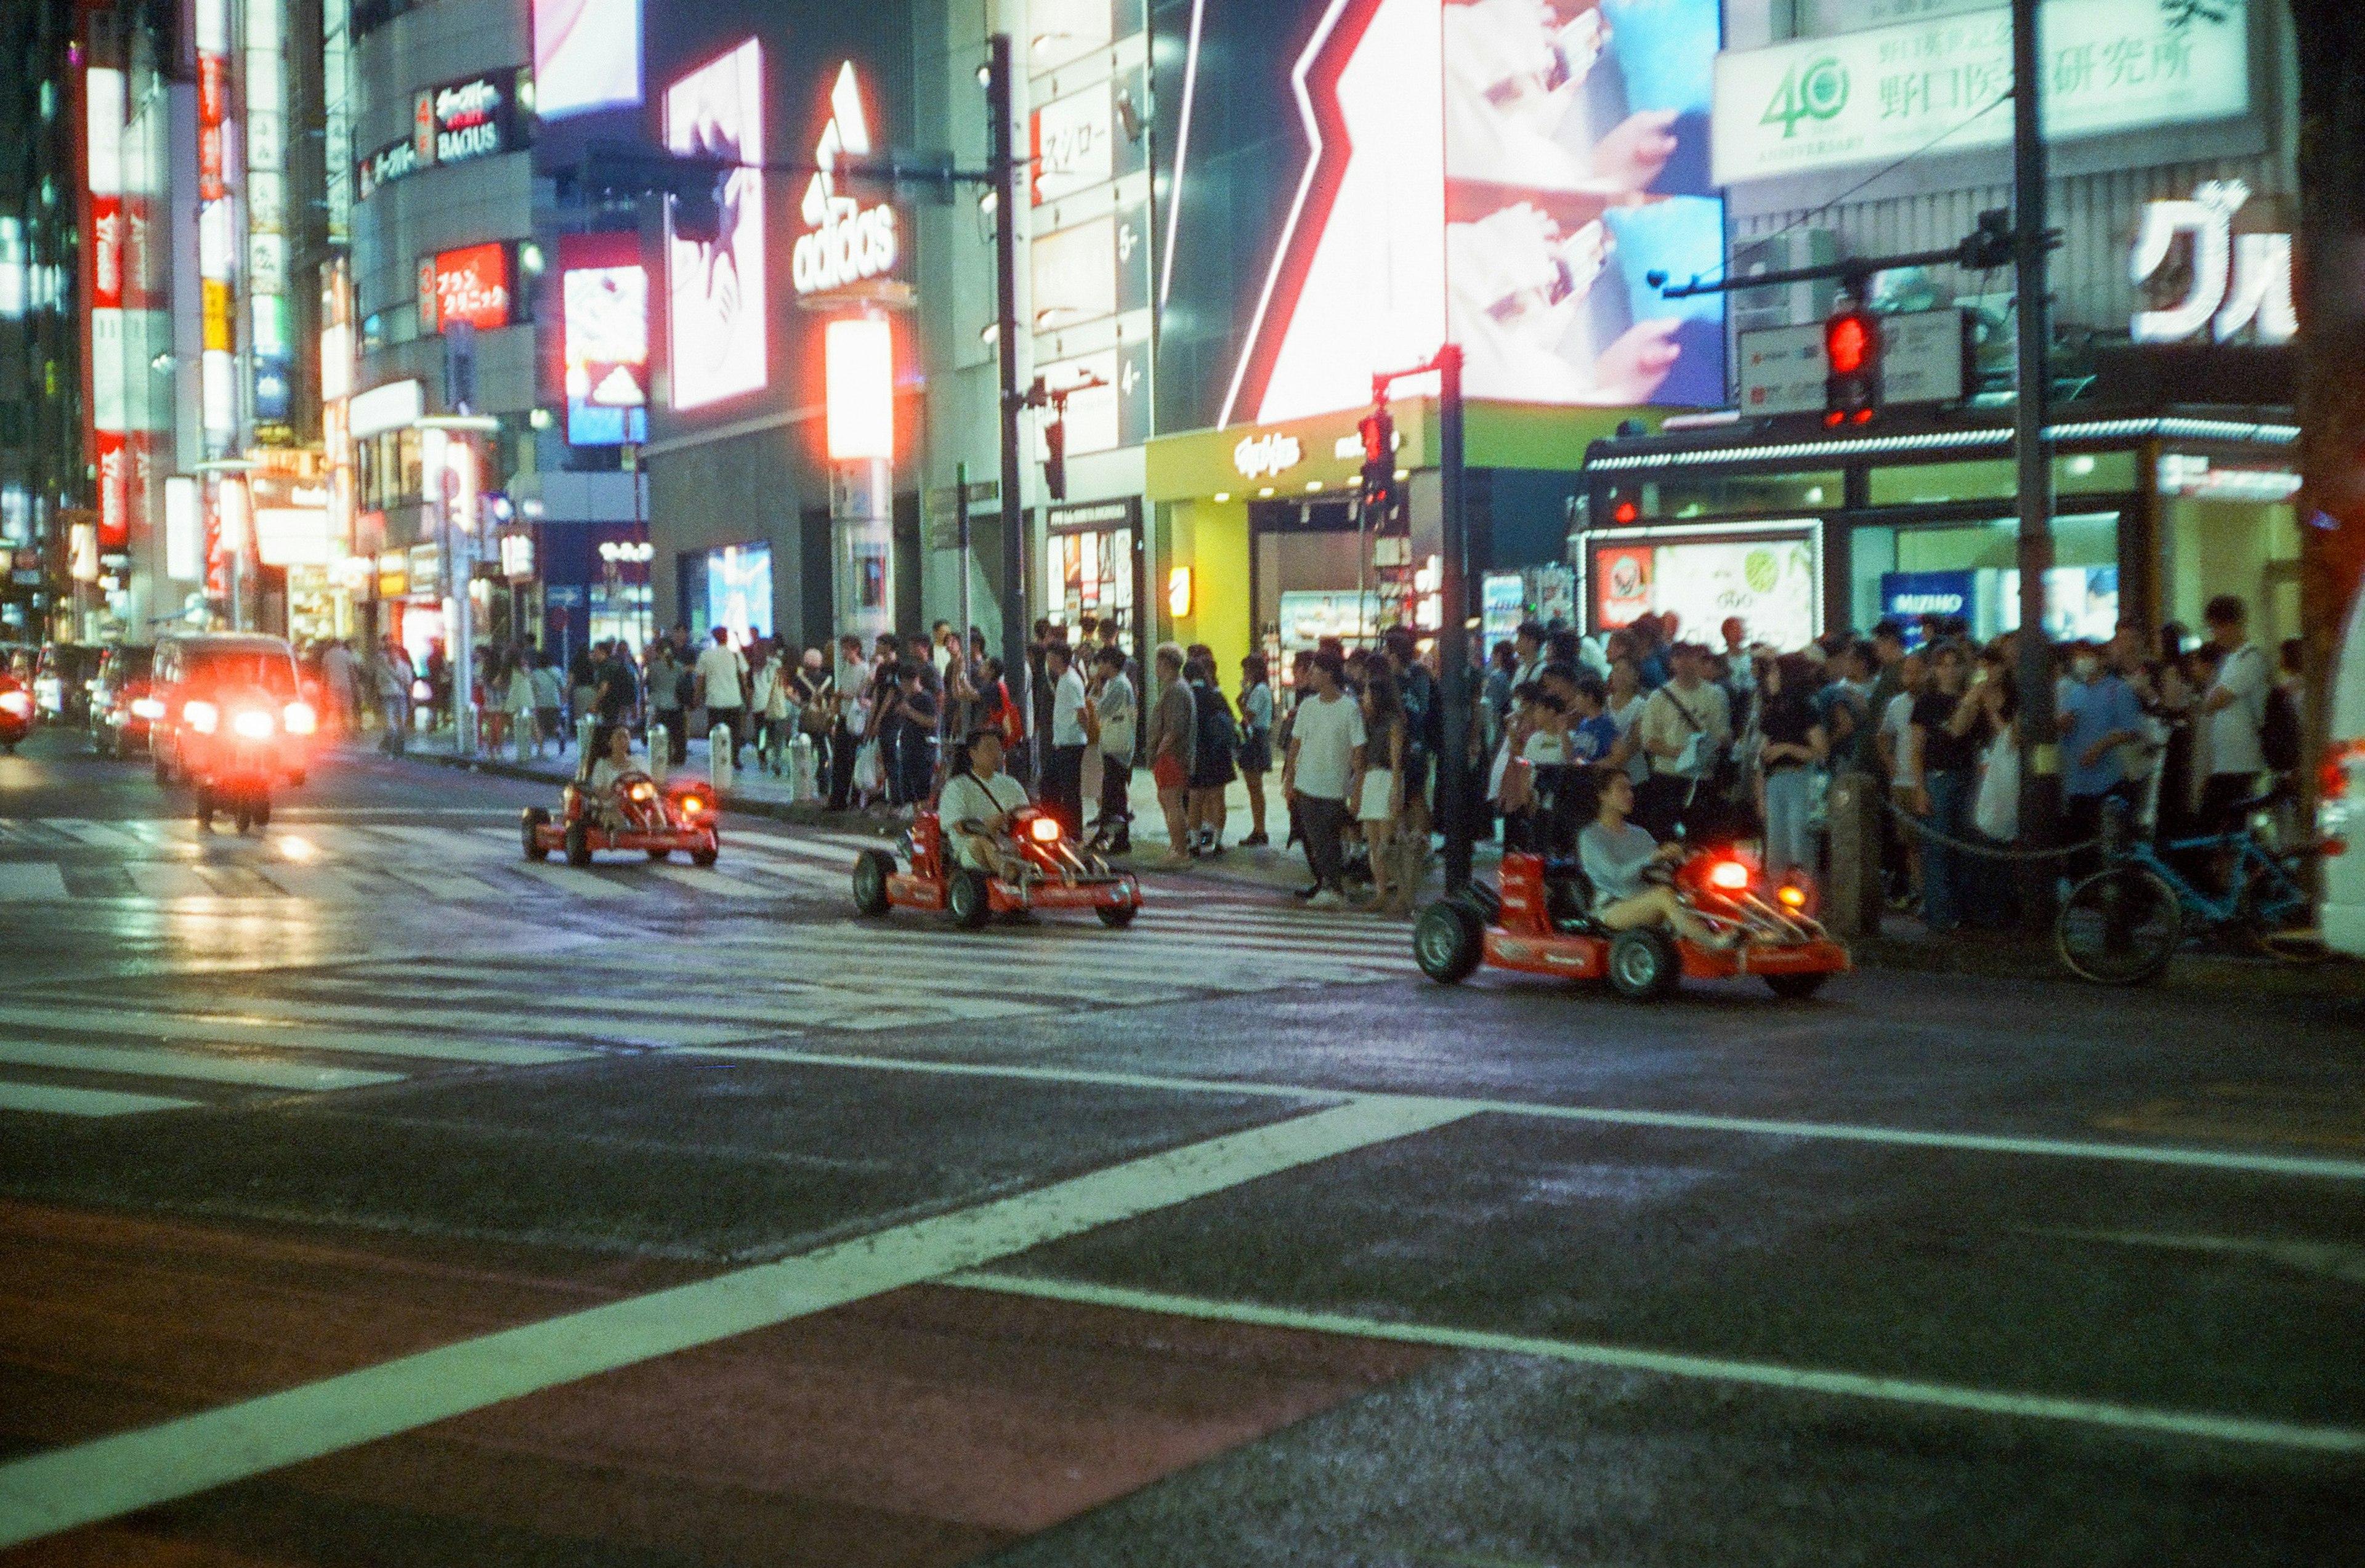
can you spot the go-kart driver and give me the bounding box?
[1579,769,1736,950]
[583,725,649,829]
[938,725,1032,879]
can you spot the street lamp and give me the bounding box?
[413,414,499,754]
[192,458,261,631]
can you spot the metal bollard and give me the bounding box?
[574,715,596,780]
[1824,768,1883,939]
[710,724,734,793]
[649,723,669,785]
[788,731,817,802]
[514,711,532,764]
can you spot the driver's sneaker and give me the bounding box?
[1307,889,1345,910]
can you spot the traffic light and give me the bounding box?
[1824,304,1882,427]
[1043,410,1067,502]
[1359,406,1396,512]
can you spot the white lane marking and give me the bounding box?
[123,863,220,899]
[0,1040,402,1093]
[113,994,769,1049]
[511,862,639,900]
[0,1080,203,1117]
[246,864,379,901]
[379,867,515,902]
[945,1272,2365,1456]
[0,863,71,900]
[645,863,771,899]
[0,1095,1474,1549]
[46,821,151,851]
[0,1004,587,1067]
[662,1048,2365,1184]
[721,857,849,890]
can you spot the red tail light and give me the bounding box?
[2323,741,2363,801]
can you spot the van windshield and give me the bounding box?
[186,650,297,697]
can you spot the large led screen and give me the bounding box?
[665,38,767,411]
[1164,0,1725,431]
[534,0,644,120]
[561,233,649,445]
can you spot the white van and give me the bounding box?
[2322,584,2365,956]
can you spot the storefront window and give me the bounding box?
[1850,512,2120,642]
[2162,497,2302,650]
[1866,453,2135,507]
[1045,525,1136,638]
[1655,472,1843,519]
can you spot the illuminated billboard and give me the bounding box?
[533,0,644,121]
[1163,0,1724,430]
[664,38,767,411]
[422,242,512,333]
[356,70,526,201]
[560,232,649,445]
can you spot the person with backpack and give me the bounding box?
[1185,653,1239,855]
[2199,594,2273,832]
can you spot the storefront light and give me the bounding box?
[1212,491,1231,503]
[1305,480,1322,492]
[1167,567,1192,618]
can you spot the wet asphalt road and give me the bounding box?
[0,724,2360,1566]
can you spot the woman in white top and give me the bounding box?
[1606,657,1650,785]
[748,646,792,776]
[503,655,538,762]
[1358,669,1410,914]
[1237,655,1276,847]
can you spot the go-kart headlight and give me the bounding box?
[131,697,165,720]
[283,701,317,736]
[1777,884,1809,910]
[1029,817,1062,843]
[677,794,704,816]
[184,700,219,734]
[233,708,275,739]
[628,781,656,802]
[1707,859,1751,892]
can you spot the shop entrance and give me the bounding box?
[1253,497,1391,680]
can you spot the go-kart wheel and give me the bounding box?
[947,868,993,929]
[647,847,673,861]
[194,784,214,830]
[852,849,894,915]
[1607,927,1681,1001]
[1765,972,1827,1000]
[521,806,551,861]
[1413,899,1484,984]
[690,840,719,868]
[1096,900,1138,929]
[564,818,593,867]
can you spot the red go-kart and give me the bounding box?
[852,807,1142,929]
[1415,847,1851,1000]
[522,772,720,867]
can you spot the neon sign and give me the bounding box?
[2129,180,2296,346]
[793,63,899,296]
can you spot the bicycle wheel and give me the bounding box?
[2055,866,2184,985]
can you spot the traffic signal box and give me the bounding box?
[1824,305,1882,427]
[1359,406,1397,512]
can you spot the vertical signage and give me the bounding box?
[84,64,129,550]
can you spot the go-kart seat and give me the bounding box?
[1539,857,1604,933]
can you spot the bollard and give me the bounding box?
[574,715,596,780]
[649,723,669,785]
[514,711,532,764]
[710,723,734,793]
[1824,769,1883,939]
[788,732,817,802]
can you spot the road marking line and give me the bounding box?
[511,862,643,899]
[123,863,219,900]
[645,863,772,898]
[0,863,70,900]
[46,821,150,850]
[943,1272,2365,1455]
[0,1080,203,1117]
[662,1049,2365,1182]
[0,1040,403,1092]
[0,1005,588,1067]
[0,1095,1474,1549]
[113,995,769,1049]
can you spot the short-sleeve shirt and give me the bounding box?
[939,769,1029,830]
[1242,683,1274,735]
[1638,682,1731,778]
[1580,820,1661,907]
[695,644,745,708]
[2206,643,2267,776]
[1567,713,1619,764]
[2058,673,2142,797]
[1095,671,1137,758]
[1289,691,1367,800]
[1913,690,1978,775]
[1051,667,1090,746]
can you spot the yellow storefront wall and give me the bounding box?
[1144,400,1647,666]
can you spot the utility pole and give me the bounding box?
[2010,0,2060,924]
[1435,346,1474,894]
[988,33,1029,750]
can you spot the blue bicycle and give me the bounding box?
[2055,801,2314,984]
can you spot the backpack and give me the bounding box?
[1194,681,1239,761]
[2261,682,2302,772]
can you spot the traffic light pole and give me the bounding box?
[988,33,1030,751]
[2010,0,2061,925]
[1435,345,1474,894]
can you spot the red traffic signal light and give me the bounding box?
[1359,406,1397,512]
[1824,305,1882,427]
[1043,413,1067,502]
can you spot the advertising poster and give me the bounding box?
[1596,536,1817,650]
[705,541,774,640]
[431,243,512,332]
[665,38,767,412]
[534,0,644,121]
[1202,0,1726,429]
[560,232,649,445]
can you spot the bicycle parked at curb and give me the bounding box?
[2054,796,2315,984]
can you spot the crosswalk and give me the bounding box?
[0,846,1420,1117]
[0,815,895,906]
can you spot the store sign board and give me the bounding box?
[2128,180,2294,345]
[1712,0,2251,185]
[1739,307,1967,415]
[1232,432,1304,481]
[1880,570,1975,642]
[349,378,424,439]
[424,242,512,333]
[793,62,899,297]
[356,68,525,200]
[1593,536,1819,652]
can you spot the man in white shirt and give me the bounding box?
[1088,644,1138,852]
[1282,650,1367,908]
[1041,641,1090,839]
[1633,642,1734,838]
[694,628,750,770]
[2199,594,2269,830]
[938,727,1032,876]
